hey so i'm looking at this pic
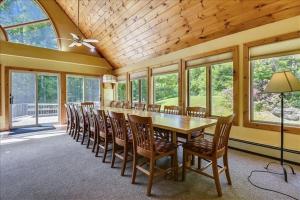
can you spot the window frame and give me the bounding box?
[243,32,300,134]
[66,74,100,104]
[0,0,59,49]
[148,64,181,106]
[130,78,147,104]
[184,46,239,125]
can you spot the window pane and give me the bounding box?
[131,79,139,103]
[6,21,58,49]
[141,78,148,103]
[211,62,233,116]
[84,77,100,106]
[251,54,300,126]
[117,82,126,101]
[0,0,47,27]
[67,77,83,103]
[188,67,206,107]
[154,73,178,109]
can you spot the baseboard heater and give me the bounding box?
[205,133,300,166]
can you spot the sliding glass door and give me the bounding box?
[10,71,59,128]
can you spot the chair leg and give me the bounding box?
[95,143,100,157]
[111,143,116,168]
[131,152,137,184]
[173,151,178,181]
[198,157,202,169]
[102,138,109,163]
[147,158,155,196]
[212,159,222,197]
[75,128,80,141]
[92,138,96,153]
[87,136,91,148]
[81,131,86,145]
[223,153,232,185]
[121,146,128,176]
[182,150,186,181]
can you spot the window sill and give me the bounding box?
[244,121,300,135]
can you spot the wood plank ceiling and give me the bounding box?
[55,0,300,68]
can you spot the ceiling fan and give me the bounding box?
[57,0,98,50]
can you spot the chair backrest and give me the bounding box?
[86,107,95,132]
[81,102,94,108]
[110,101,116,107]
[212,115,234,153]
[115,101,123,108]
[93,109,109,136]
[164,105,180,115]
[123,101,131,109]
[128,114,154,157]
[147,104,161,112]
[79,106,89,127]
[108,111,128,143]
[134,102,145,111]
[186,106,207,118]
[71,105,80,127]
[65,104,72,122]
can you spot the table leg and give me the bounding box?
[186,134,192,167]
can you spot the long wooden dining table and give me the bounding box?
[100,107,218,144]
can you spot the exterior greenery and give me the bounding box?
[0,0,58,49]
[251,54,300,126]
[131,79,139,102]
[117,82,126,101]
[67,76,100,104]
[154,73,178,108]
[131,78,147,103]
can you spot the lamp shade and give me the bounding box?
[264,71,300,93]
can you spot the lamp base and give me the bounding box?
[265,162,296,182]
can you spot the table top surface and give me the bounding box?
[100,107,217,134]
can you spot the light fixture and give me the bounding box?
[264,70,300,182]
[103,74,117,83]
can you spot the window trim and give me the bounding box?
[183,46,239,125]
[243,31,300,134]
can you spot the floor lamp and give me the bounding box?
[264,71,300,182]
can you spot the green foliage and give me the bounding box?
[154,73,178,103]
[131,80,139,102]
[117,82,126,101]
[141,79,148,103]
[37,75,58,103]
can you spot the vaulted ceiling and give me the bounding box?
[55,0,300,68]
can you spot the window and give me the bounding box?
[130,71,148,103]
[187,49,237,119]
[188,67,206,107]
[153,63,179,109]
[117,82,126,101]
[0,0,58,49]
[244,33,300,133]
[251,55,300,126]
[67,76,100,106]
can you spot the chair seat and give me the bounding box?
[191,130,204,139]
[183,138,213,155]
[154,139,177,154]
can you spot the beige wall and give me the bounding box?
[113,16,300,159]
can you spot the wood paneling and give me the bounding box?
[56,0,300,68]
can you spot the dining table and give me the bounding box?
[100,107,218,145]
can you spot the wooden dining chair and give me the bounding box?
[133,102,146,111]
[64,104,72,135]
[147,104,161,112]
[186,106,207,139]
[128,114,178,196]
[123,101,131,109]
[116,101,123,108]
[182,115,235,197]
[110,101,117,107]
[86,108,97,152]
[164,105,180,115]
[93,109,113,162]
[70,105,80,139]
[108,111,133,176]
[76,106,90,145]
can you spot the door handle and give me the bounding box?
[9,94,14,104]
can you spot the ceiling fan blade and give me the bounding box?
[82,42,95,49]
[83,39,99,43]
[69,42,77,47]
[57,37,73,41]
[70,33,79,40]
